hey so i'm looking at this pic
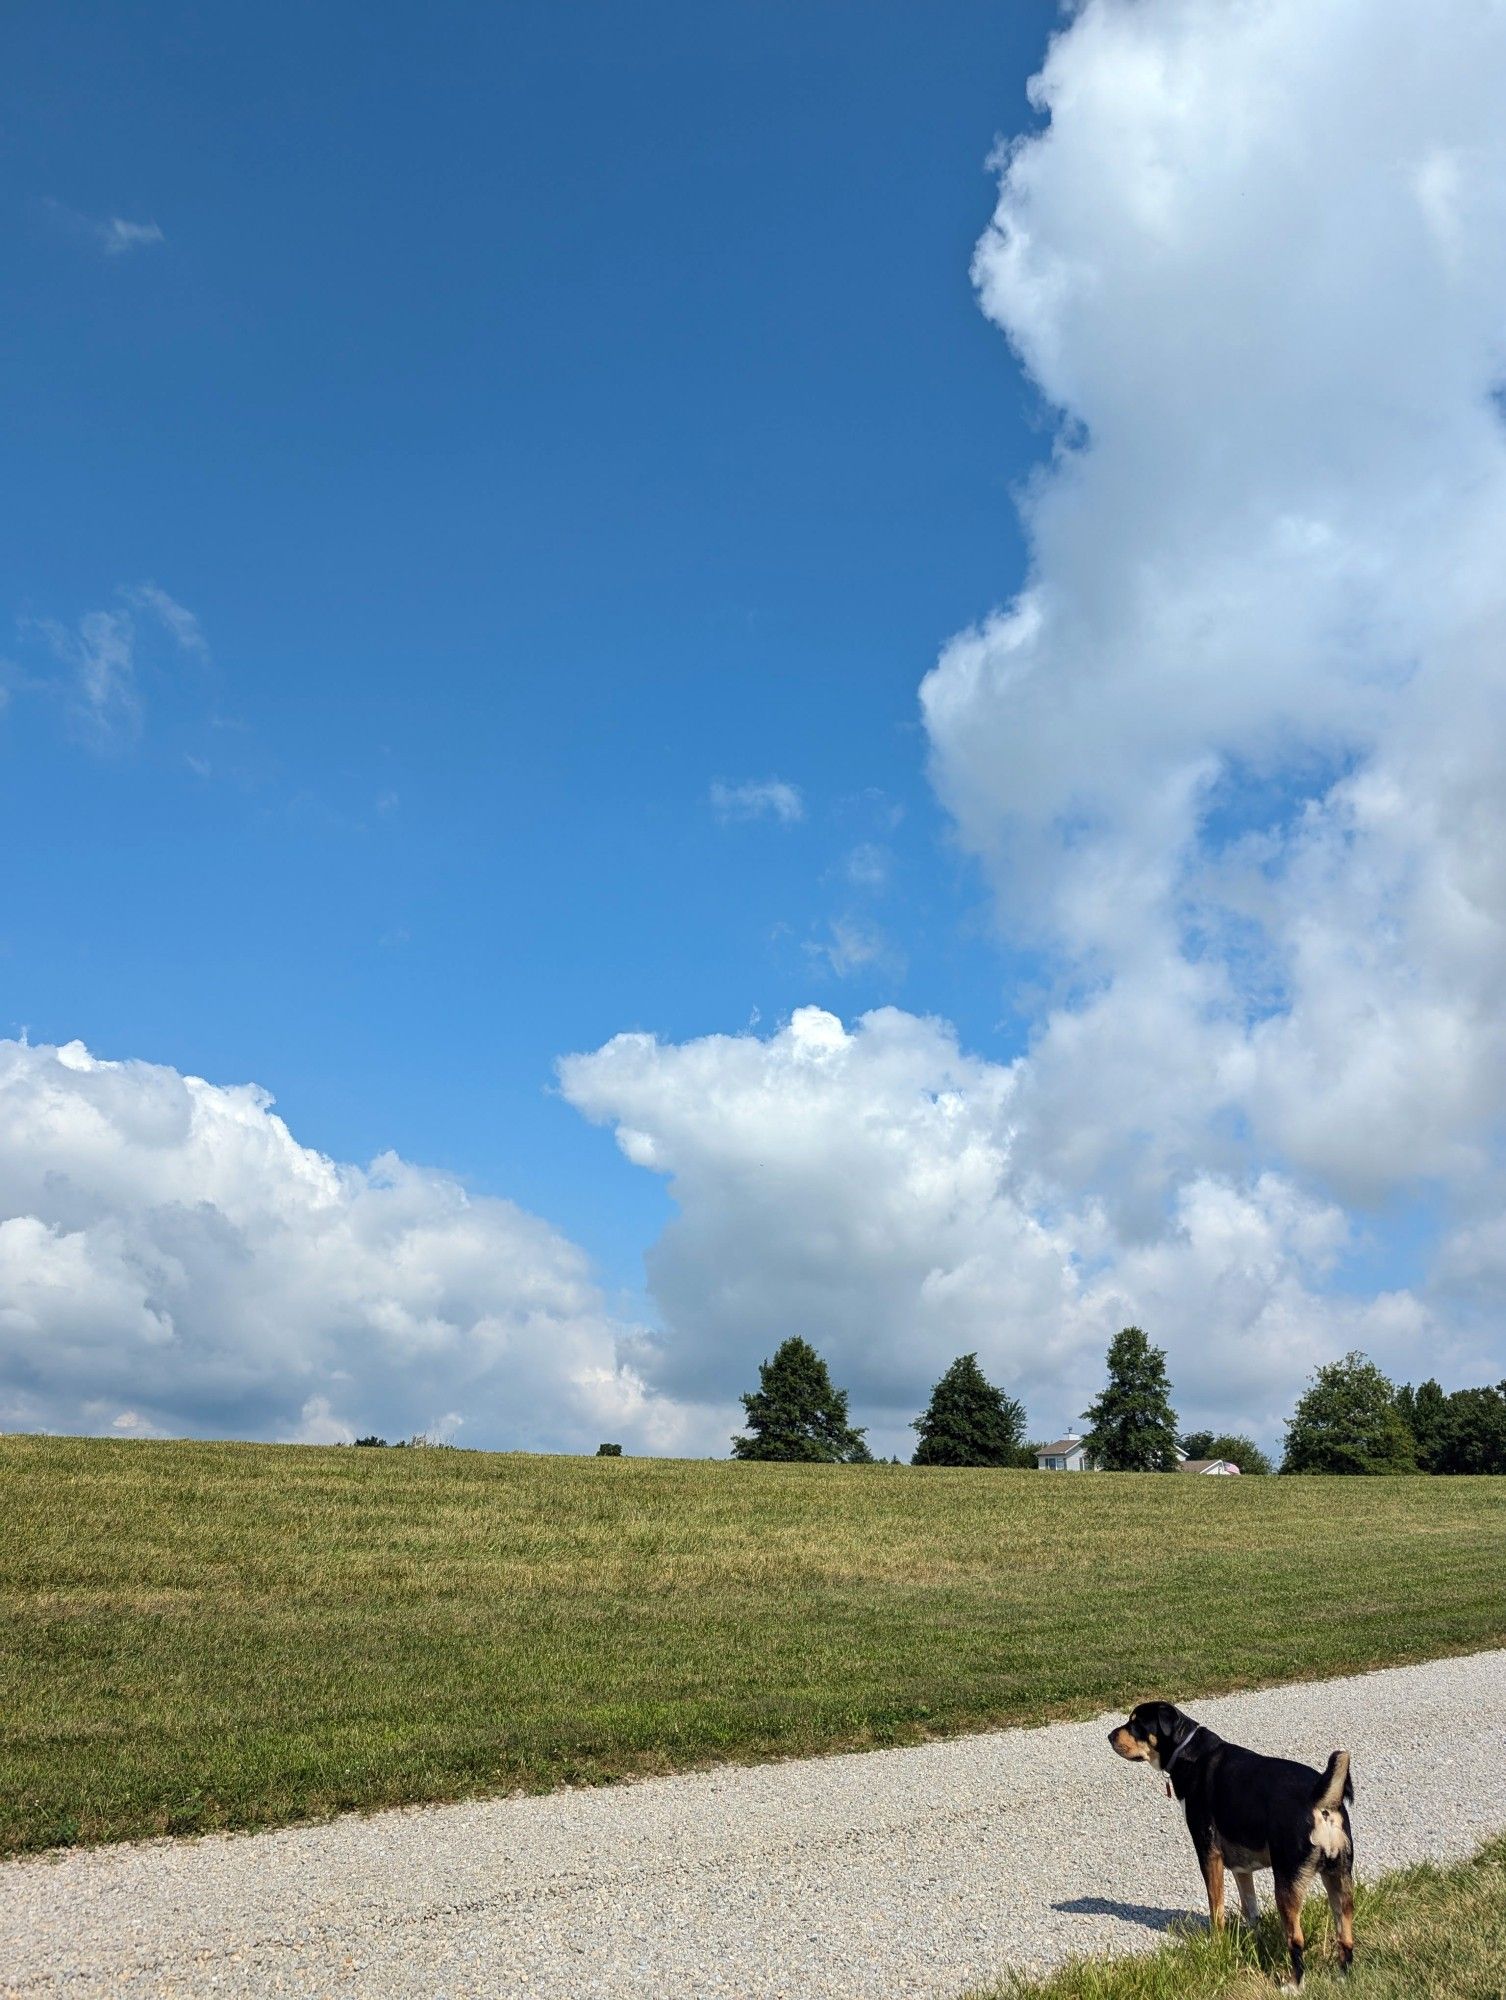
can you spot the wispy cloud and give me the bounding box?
[844,842,892,891]
[805,917,903,980]
[99,217,165,256]
[42,200,166,257]
[24,583,207,747]
[709,777,804,825]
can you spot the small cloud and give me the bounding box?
[32,608,139,744]
[110,1409,161,1436]
[375,789,399,814]
[22,582,207,747]
[42,200,165,257]
[845,842,892,891]
[185,754,212,779]
[284,1395,355,1445]
[709,777,804,825]
[806,917,904,980]
[379,926,411,950]
[101,217,165,256]
[126,583,207,658]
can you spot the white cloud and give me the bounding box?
[42,202,165,257]
[0,1038,698,1454]
[27,584,206,744]
[558,0,1506,1453]
[920,0,1506,1210]
[709,777,805,824]
[561,1007,1426,1453]
[100,218,165,256]
[805,917,900,981]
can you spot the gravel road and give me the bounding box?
[5,1650,1505,2000]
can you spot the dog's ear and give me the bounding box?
[1151,1702,1185,1750]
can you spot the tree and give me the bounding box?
[1081,1327,1180,1471]
[1181,1430,1272,1475]
[595,1442,623,1457]
[1430,1384,1506,1475]
[731,1337,870,1462]
[1396,1379,1449,1471]
[1281,1352,1417,1474]
[911,1353,1030,1467]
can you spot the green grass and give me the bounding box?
[978,1837,1506,1999]
[2,1436,1503,1857]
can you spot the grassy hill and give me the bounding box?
[2,1434,1503,1855]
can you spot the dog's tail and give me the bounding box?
[1313,1749,1353,1809]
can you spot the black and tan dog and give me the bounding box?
[1109,1702,1354,1988]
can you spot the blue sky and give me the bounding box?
[5,1,1505,1457]
[3,1,1053,1293]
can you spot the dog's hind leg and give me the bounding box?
[1200,1844,1226,1931]
[1274,1873,1307,1989]
[1322,1861,1355,1974]
[1233,1867,1260,1926]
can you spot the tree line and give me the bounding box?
[723,1329,1506,1474]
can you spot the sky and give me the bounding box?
[4,0,1506,1461]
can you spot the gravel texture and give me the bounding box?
[4,1649,1504,2000]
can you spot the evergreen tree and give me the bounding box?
[1396,1378,1449,1471]
[911,1353,1029,1467]
[1281,1352,1417,1474]
[731,1337,869,1462]
[1081,1327,1180,1470]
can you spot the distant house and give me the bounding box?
[1179,1458,1241,1475]
[1035,1434,1096,1471]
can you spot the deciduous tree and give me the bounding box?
[1281,1352,1416,1474]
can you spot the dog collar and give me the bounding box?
[1163,1724,1203,1775]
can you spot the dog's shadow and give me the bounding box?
[1052,1895,1195,1935]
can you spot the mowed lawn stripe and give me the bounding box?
[2,1435,1503,1855]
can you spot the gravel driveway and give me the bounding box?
[5,1649,1505,2000]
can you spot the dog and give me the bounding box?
[1109,1701,1354,1988]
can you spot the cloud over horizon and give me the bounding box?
[561,0,1506,1450]
[0,1038,697,1454]
[10,0,1506,1459]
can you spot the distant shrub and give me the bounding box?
[353,1435,388,1448]
[596,1442,623,1456]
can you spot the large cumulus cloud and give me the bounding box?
[561,1008,1431,1457]
[923,0,1506,1208]
[562,0,1506,1452]
[0,1038,694,1452]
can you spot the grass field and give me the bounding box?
[2,1436,1504,1856]
[982,1836,1506,1999]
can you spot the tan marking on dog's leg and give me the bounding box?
[1202,1846,1226,1931]
[1275,1874,1307,1989]
[1325,1866,1355,1971]
[1234,1867,1260,1925]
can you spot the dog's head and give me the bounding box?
[1108,1700,1193,1770]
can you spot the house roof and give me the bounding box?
[1037,1438,1086,1455]
[1179,1458,1237,1474]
